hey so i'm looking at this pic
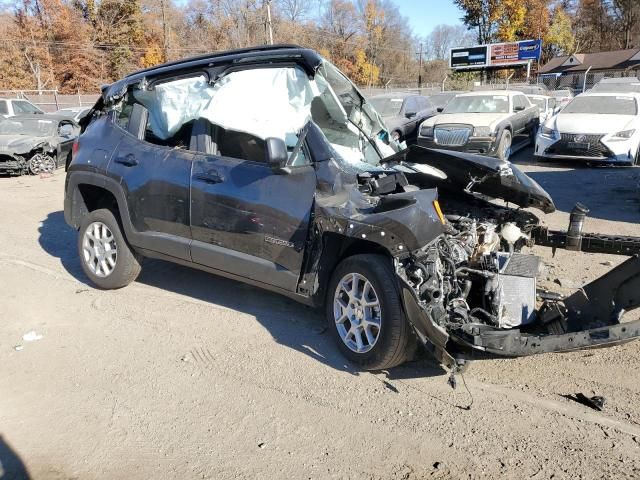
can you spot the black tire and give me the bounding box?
[77,208,142,289]
[497,130,512,162]
[326,254,416,370]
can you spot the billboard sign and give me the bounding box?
[450,45,488,69]
[450,39,542,69]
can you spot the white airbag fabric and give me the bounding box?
[134,68,316,142]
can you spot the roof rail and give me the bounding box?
[126,44,303,78]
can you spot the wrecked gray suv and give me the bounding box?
[64,46,640,372]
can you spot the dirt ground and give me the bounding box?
[1,148,639,479]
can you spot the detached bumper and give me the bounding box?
[417,136,499,156]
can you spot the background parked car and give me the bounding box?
[368,93,436,143]
[0,114,79,176]
[527,94,559,124]
[550,88,574,110]
[55,107,91,122]
[535,91,640,166]
[428,91,464,111]
[0,98,44,118]
[417,90,539,161]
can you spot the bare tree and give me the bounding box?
[425,24,474,60]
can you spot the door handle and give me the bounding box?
[114,154,138,167]
[195,171,224,184]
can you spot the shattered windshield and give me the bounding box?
[314,60,395,168]
[0,118,56,136]
[444,95,509,114]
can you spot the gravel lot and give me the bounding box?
[1,148,639,479]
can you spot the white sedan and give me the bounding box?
[535,92,640,166]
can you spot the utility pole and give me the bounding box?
[160,0,170,60]
[264,0,274,45]
[417,43,423,89]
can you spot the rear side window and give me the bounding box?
[0,100,7,115]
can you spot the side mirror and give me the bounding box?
[59,124,74,137]
[265,137,288,171]
[405,111,417,119]
[514,105,525,112]
[436,107,444,113]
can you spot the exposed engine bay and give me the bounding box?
[403,214,538,332]
[313,144,640,371]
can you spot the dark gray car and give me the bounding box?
[0,114,79,176]
[368,93,436,143]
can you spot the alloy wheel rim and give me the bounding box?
[333,273,382,353]
[82,221,117,277]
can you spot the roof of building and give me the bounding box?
[539,48,640,74]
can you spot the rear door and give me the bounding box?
[109,89,193,261]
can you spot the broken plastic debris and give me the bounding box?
[14,345,24,351]
[22,331,43,342]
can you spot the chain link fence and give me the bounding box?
[0,90,100,112]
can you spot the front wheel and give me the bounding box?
[28,153,56,175]
[326,254,416,370]
[78,208,142,289]
[497,130,512,162]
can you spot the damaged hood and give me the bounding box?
[0,135,48,154]
[391,145,556,213]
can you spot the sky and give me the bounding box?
[394,0,465,38]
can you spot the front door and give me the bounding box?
[190,151,316,292]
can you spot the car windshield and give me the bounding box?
[0,118,56,136]
[529,97,546,110]
[443,95,509,114]
[562,96,637,115]
[368,97,404,117]
[429,93,456,108]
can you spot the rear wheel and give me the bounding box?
[497,130,512,162]
[326,254,416,370]
[78,208,142,289]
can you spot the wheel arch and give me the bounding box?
[312,231,396,306]
[65,172,130,234]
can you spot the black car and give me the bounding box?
[0,114,79,175]
[368,93,436,143]
[64,45,640,372]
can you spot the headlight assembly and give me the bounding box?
[472,126,493,137]
[540,126,558,140]
[420,125,433,137]
[610,129,635,141]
